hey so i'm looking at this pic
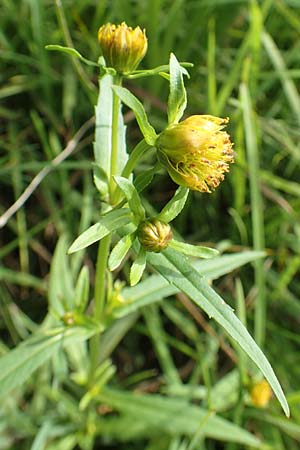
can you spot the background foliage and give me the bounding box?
[1,0,300,449]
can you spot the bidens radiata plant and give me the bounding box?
[0,18,289,450]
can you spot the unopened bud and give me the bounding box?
[98,22,147,74]
[138,219,172,253]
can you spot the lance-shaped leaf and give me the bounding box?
[113,86,158,145]
[168,53,187,125]
[97,388,262,447]
[156,186,189,223]
[114,176,145,222]
[168,239,219,258]
[74,266,90,312]
[94,75,127,178]
[109,233,136,271]
[48,234,74,316]
[147,248,289,417]
[68,209,132,254]
[130,247,146,286]
[0,325,99,399]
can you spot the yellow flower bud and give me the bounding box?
[250,380,272,408]
[156,115,234,193]
[138,219,172,253]
[98,22,147,74]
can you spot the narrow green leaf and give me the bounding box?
[0,326,98,399]
[147,248,289,417]
[240,82,266,347]
[130,247,146,286]
[168,239,219,259]
[109,233,135,271]
[49,234,74,316]
[134,164,158,193]
[168,53,187,124]
[94,75,128,176]
[157,186,189,223]
[92,163,109,198]
[116,251,265,318]
[114,176,145,221]
[45,45,98,67]
[74,266,90,312]
[98,388,262,447]
[262,31,300,126]
[112,86,158,145]
[68,209,131,254]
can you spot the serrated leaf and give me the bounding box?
[168,53,187,125]
[168,239,219,258]
[68,209,131,254]
[114,176,145,221]
[109,233,136,271]
[93,75,127,176]
[0,326,98,399]
[130,247,146,286]
[147,248,289,417]
[112,86,158,145]
[157,186,189,223]
[74,266,90,312]
[45,45,98,67]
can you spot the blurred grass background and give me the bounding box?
[1,0,300,449]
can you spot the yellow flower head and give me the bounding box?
[138,219,172,253]
[250,380,272,408]
[156,115,234,193]
[98,22,147,74]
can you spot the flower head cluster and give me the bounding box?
[156,115,234,193]
[98,22,147,74]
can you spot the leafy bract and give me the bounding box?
[45,45,98,67]
[169,239,219,258]
[68,209,132,254]
[112,86,158,145]
[130,247,146,286]
[156,186,189,223]
[114,176,145,221]
[168,53,187,125]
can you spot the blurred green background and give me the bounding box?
[1,0,300,449]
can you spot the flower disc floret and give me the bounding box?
[156,115,234,193]
[98,22,147,74]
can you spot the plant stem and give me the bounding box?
[89,74,123,382]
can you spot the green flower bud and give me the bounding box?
[138,219,172,253]
[98,22,148,74]
[156,115,234,193]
